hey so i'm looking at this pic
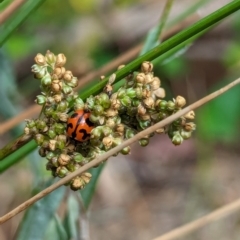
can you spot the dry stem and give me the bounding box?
[0,77,239,224]
[152,196,240,240]
[0,0,26,25]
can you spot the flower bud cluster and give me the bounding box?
[26,52,196,191]
[25,51,91,190]
[85,62,196,152]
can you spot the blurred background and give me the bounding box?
[1,0,240,239]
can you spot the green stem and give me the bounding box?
[139,0,175,56]
[0,140,37,173]
[79,0,240,100]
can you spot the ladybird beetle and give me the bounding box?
[67,110,94,142]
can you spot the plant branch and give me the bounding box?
[152,196,240,240]
[0,77,239,224]
[0,0,26,25]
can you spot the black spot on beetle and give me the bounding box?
[85,118,94,127]
[79,129,90,140]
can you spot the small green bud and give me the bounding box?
[120,96,131,107]
[102,126,112,136]
[139,138,149,147]
[35,120,47,131]
[31,64,43,73]
[62,84,73,95]
[85,96,95,110]
[35,95,46,105]
[126,88,136,98]
[167,101,175,112]
[48,129,56,139]
[34,133,45,145]
[45,50,56,66]
[180,130,192,139]
[97,93,111,109]
[56,166,68,178]
[68,77,78,88]
[138,120,151,129]
[34,68,47,79]
[54,123,65,134]
[172,132,183,145]
[125,128,135,139]
[46,152,55,160]
[117,88,126,98]
[121,146,131,155]
[89,113,100,123]
[74,98,84,111]
[56,140,65,150]
[73,153,84,163]
[56,101,68,112]
[51,157,59,167]
[91,127,103,139]
[93,105,104,115]
[41,74,52,86]
[158,100,167,111]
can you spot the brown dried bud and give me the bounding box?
[141,61,153,73]
[63,70,73,82]
[70,177,85,190]
[24,127,30,135]
[51,80,62,92]
[105,109,118,117]
[81,172,92,184]
[55,53,66,67]
[58,113,69,122]
[137,104,146,115]
[143,97,155,108]
[135,73,146,84]
[145,73,154,84]
[155,128,165,134]
[175,96,186,108]
[102,136,113,148]
[142,88,151,98]
[151,77,161,90]
[49,140,57,151]
[117,65,125,70]
[184,111,195,120]
[54,67,66,78]
[111,99,121,110]
[35,53,46,66]
[58,154,71,165]
[153,88,166,98]
[53,94,62,103]
[115,124,125,135]
[106,118,116,129]
[184,122,196,132]
[139,114,151,120]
